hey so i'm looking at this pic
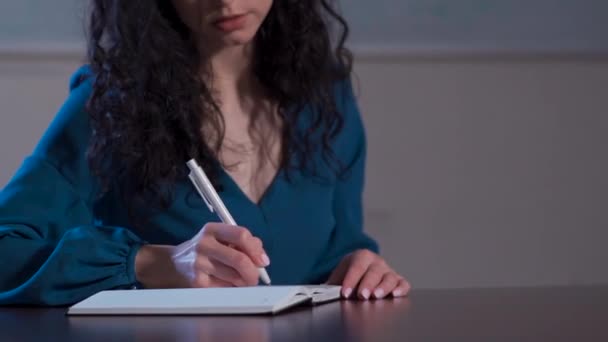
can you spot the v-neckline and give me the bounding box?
[219,166,284,209]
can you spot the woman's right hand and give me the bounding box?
[135,223,270,288]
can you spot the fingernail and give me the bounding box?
[361,288,370,300]
[343,288,352,298]
[393,289,403,297]
[260,254,270,266]
[374,289,385,299]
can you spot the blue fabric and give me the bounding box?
[0,66,378,305]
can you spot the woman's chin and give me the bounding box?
[219,32,256,46]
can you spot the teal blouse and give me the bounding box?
[0,66,378,305]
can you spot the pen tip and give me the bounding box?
[260,272,271,285]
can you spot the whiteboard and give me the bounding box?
[1,0,607,55]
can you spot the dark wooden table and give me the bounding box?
[2,286,608,341]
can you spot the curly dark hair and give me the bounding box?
[85,0,353,220]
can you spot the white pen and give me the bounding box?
[186,158,272,285]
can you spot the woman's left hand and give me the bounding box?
[327,249,410,300]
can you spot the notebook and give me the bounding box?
[67,285,342,315]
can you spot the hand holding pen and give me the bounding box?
[171,159,272,287]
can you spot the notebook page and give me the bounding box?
[301,285,342,304]
[68,286,305,315]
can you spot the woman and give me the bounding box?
[0,0,410,305]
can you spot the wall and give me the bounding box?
[1,54,608,289]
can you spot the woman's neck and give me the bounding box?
[201,43,261,116]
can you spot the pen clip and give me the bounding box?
[188,172,214,213]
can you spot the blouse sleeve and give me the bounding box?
[310,80,379,283]
[0,67,145,305]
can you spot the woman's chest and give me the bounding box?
[220,145,280,206]
[215,102,283,206]
[135,173,337,258]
